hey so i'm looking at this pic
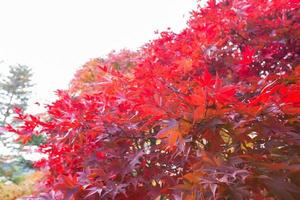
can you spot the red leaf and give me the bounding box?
[240,47,255,65]
[96,152,106,159]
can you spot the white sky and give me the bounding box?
[0,0,198,112]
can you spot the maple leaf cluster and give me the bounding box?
[9,0,300,199]
[69,49,141,94]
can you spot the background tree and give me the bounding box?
[0,64,34,184]
[0,64,33,126]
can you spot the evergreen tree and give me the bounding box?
[0,64,34,184]
[0,64,33,126]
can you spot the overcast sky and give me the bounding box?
[0,0,198,112]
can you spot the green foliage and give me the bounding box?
[0,158,33,184]
[0,64,33,126]
[0,171,43,200]
[0,64,36,192]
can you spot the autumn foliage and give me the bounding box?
[9,0,300,199]
[69,49,141,94]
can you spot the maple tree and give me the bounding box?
[69,49,141,95]
[8,0,300,199]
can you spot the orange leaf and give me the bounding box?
[156,119,191,147]
[183,172,203,184]
[186,88,205,106]
[193,105,206,122]
[167,130,182,147]
[295,65,300,76]
[177,58,193,73]
[179,119,192,134]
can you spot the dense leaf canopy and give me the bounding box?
[10,0,300,199]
